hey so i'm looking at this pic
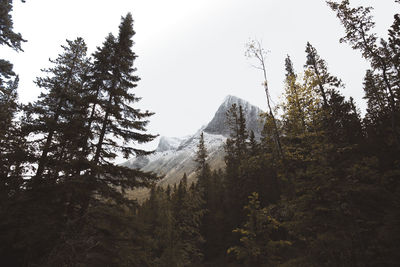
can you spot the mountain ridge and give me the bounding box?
[124,95,264,200]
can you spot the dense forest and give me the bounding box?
[1,0,400,266]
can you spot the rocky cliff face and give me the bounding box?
[204,95,263,137]
[123,95,264,199]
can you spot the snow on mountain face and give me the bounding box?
[140,132,226,186]
[124,95,264,198]
[156,136,185,152]
[204,95,263,138]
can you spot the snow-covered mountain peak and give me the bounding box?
[221,95,259,111]
[156,136,184,152]
[204,95,264,137]
[124,95,264,199]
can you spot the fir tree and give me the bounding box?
[0,77,24,189]
[25,37,91,182]
[327,0,400,147]
[0,0,26,86]
[0,0,25,51]
[304,42,343,107]
[65,14,158,264]
[224,104,249,229]
[195,132,210,190]
[0,0,26,196]
[87,14,157,193]
[228,193,291,267]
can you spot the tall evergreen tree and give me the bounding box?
[0,0,26,85]
[284,55,306,131]
[0,0,25,51]
[62,14,158,265]
[327,0,400,147]
[228,193,291,267]
[87,13,157,188]
[0,76,29,224]
[224,104,249,228]
[195,132,210,190]
[304,42,343,107]
[0,0,26,195]
[304,42,363,145]
[25,38,91,182]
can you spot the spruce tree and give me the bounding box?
[224,104,251,233]
[228,193,291,266]
[0,77,24,188]
[87,13,157,189]
[304,42,343,107]
[327,0,400,147]
[0,0,26,85]
[327,2,400,264]
[173,178,205,266]
[25,37,91,182]
[195,132,211,191]
[61,14,158,265]
[0,0,25,51]
[304,42,363,145]
[0,0,26,195]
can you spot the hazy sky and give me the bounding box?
[2,0,398,147]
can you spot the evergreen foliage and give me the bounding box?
[139,175,205,266]
[1,1,400,266]
[0,0,26,197]
[0,13,159,266]
[25,37,91,182]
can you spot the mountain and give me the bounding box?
[204,95,263,138]
[124,95,264,199]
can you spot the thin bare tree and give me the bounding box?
[245,39,284,158]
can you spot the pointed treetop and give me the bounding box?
[285,54,296,79]
[195,132,208,171]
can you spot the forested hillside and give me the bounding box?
[1,0,400,266]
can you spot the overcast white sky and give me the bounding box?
[2,0,399,147]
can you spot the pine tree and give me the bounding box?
[25,37,91,183]
[90,14,156,167]
[327,0,400,147]
[60,14,158,265]
[284,55,306,132]
[174,179,205,266]
[0,0,26,86]
[0,77,25,191]
[303,42,363,145]
[304,42,343,107]
[57,14,158,265]
[0,38,93,266]
[195,132,210,190]
[202,169,226,263]
[139,176,205,266]
[87,13,157,192]
[326,2,400,264]
[0,0,27,196]
[225,104,248,161]
[1,14,159,266]
[0,0,25,51]
[228,193,291,267]
[224,104,249,229]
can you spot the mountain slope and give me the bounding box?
[124,95,264,193]
[204,95,263,138]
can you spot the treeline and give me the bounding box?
[138,1,400,266]
[1,0,400,266]
[1,3,159,266]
